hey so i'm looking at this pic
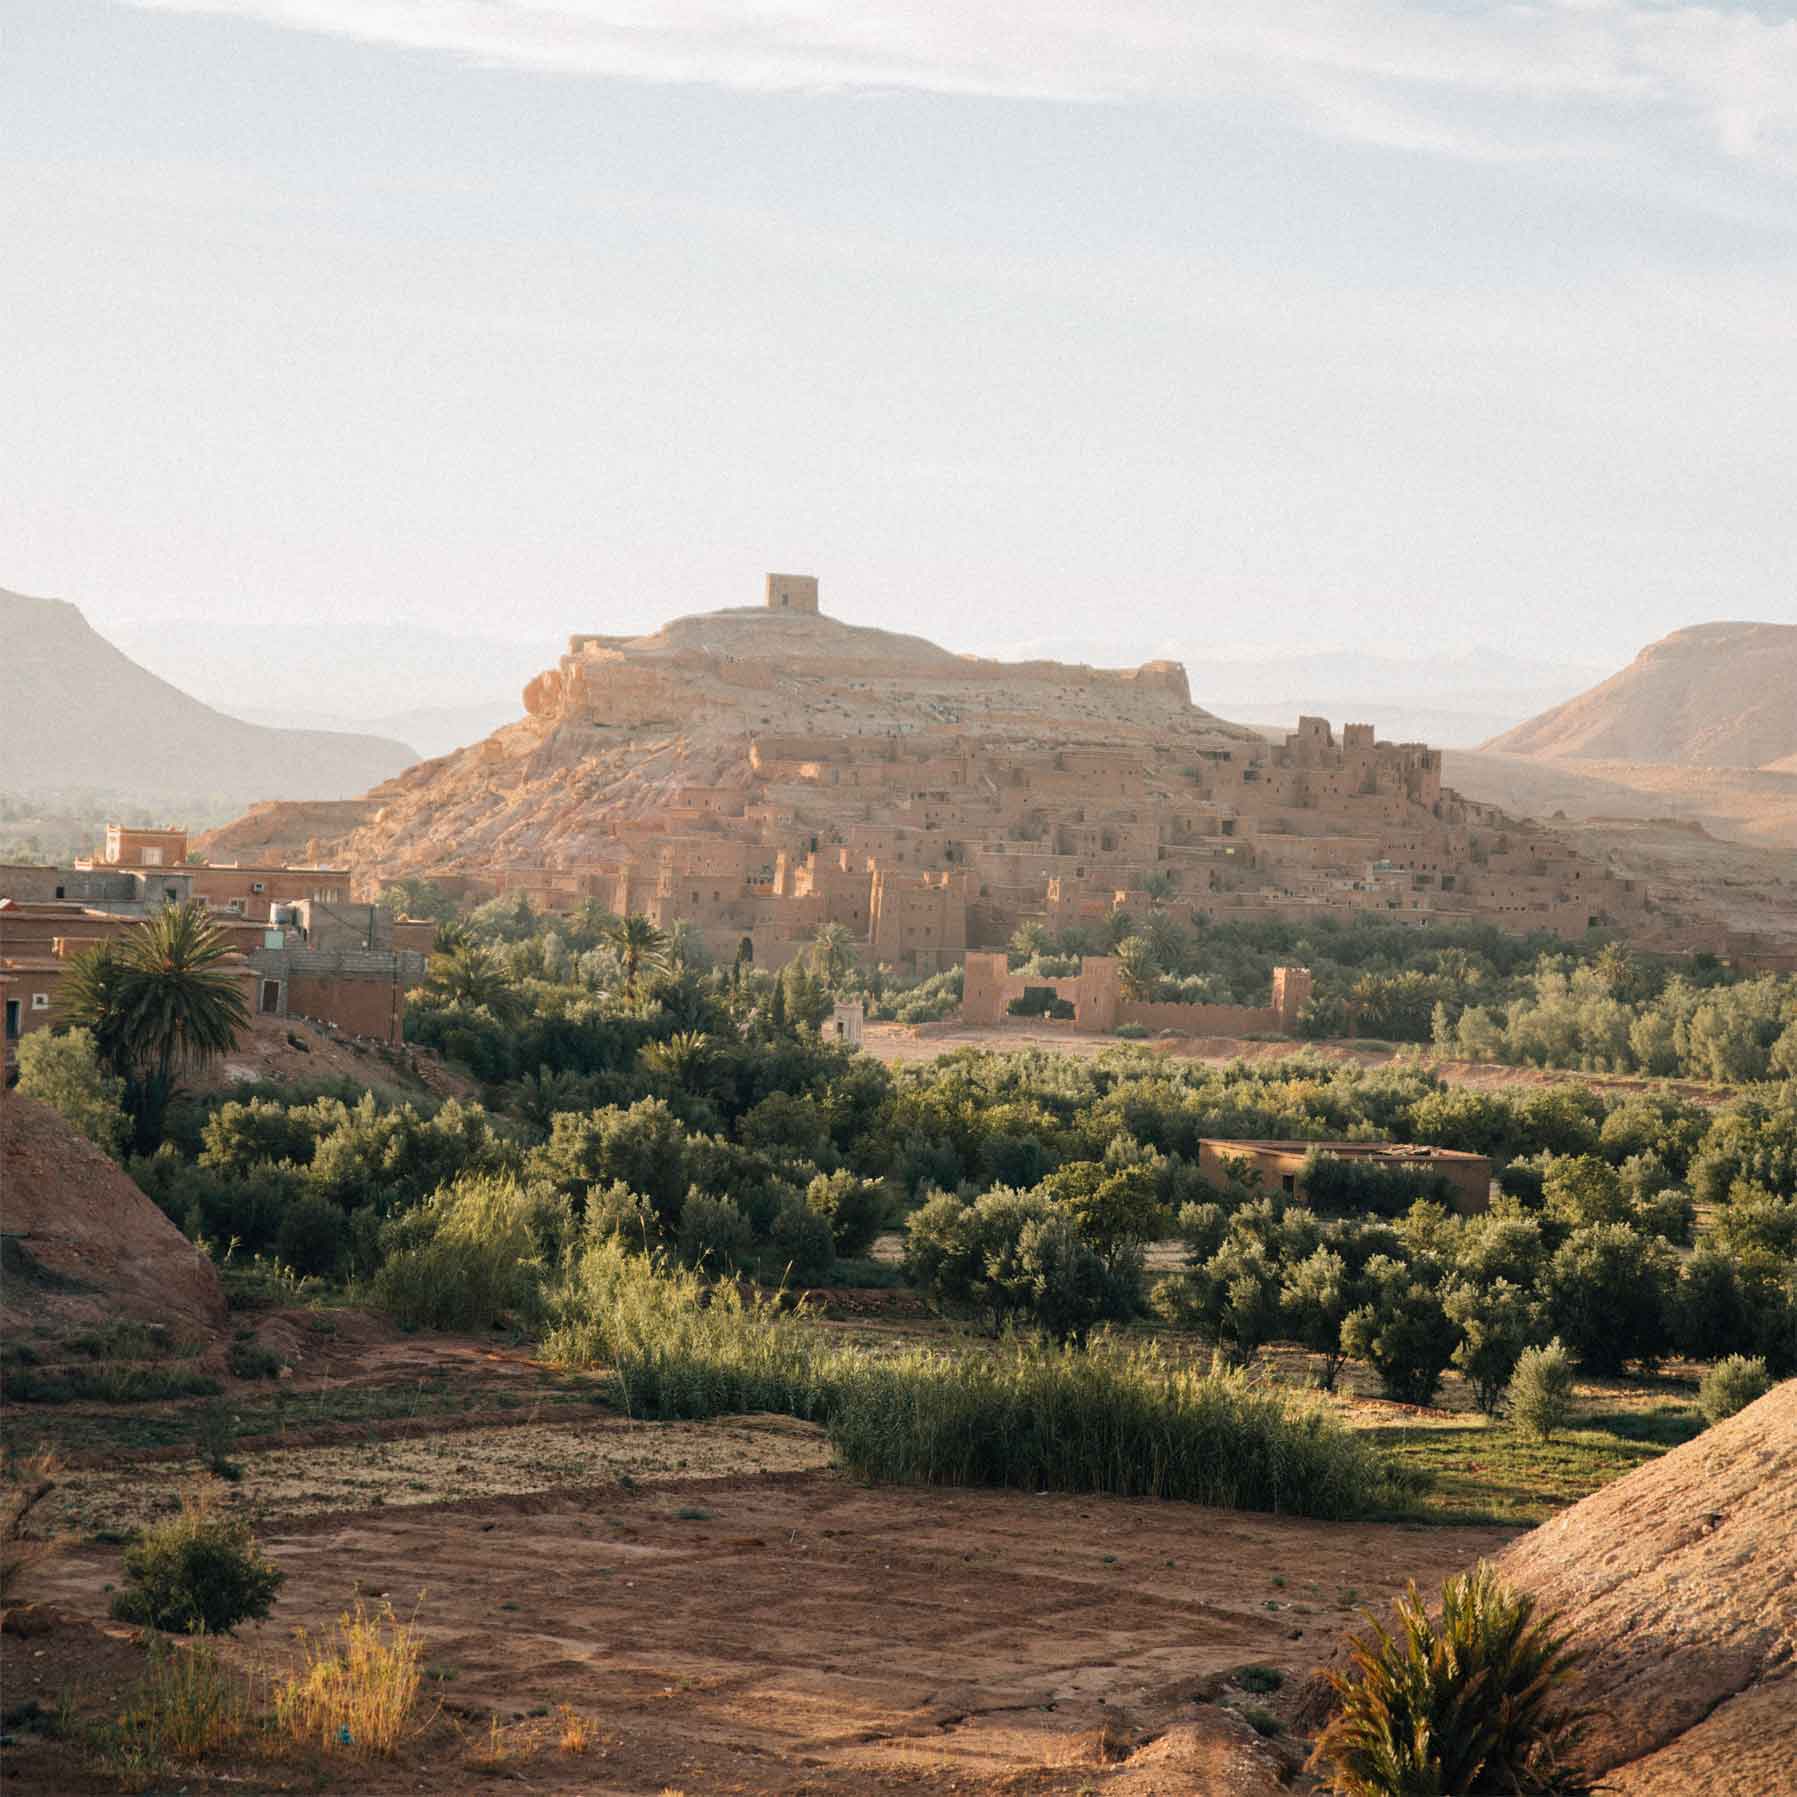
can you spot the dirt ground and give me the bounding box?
[198,1011,476,1102]
[8,1447,1514,1795]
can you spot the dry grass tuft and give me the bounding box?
[128,1633,245,1760]
[1,1450,69,1601]
[558,1704,593,1754]
[273,1598,425,1758]
[465,1713,512,1771]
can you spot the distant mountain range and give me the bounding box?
[230,702,522,763]
[1481,622,1797,770]
[982,636,1610,747]
[1,588,419,806]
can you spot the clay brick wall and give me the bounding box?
[286,972,404,1042]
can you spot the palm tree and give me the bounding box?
[56,937,133,1073]
[1142,869,1178,902]
[424,942,521,1019]
[1142,909,1188,974]
[431,918,472,955]
[603,914,669,993]
[809,922,857,990]
[120,901,252,1093]
[640,1030,712,1093]
[62,902,251,1144]
[1009,920,1050,964]
[1114,935,1162,1002]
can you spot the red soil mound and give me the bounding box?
[1496,1380,1796,1796]
[0,1093,225,1340]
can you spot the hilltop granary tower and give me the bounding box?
[766,573,819,614]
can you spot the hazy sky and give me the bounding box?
[6,0,1796,694]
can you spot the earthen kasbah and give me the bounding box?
[200,575,1651,971]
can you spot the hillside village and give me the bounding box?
[193,575,1689,962]
[12,575,1792,1066]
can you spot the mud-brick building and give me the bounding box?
[1196,1138,1493,1216]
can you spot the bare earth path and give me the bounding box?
[15,1449,1513,1794]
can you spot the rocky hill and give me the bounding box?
[1481,622,1797,769]
[200,602,1261,879]
[199,592,1778,954]
[1,588,418,805]
[1494,1381,1795,1796]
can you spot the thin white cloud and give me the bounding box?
[124,0,1797,168]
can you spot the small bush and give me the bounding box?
[274,1599,424,1758]
[194,1402,243,1481]
[1697,1355,1771,1426]
[1543,1223,1675,1375]
[274,1193,350,1278]
[227,1337,283,1380]
[14,1027,130,1158]
[370,1173,564,1332]
[1310,1562,1593,1796]
[110,1491,283,1635]
[770,1196,837,1284]
[1114,1022,1149,1040]
[1507,1339,1576,1440]
[583,1179,660,1253]
[1340,1259,1458,1406]
[675,1190,754,1271]
[1445,1279,1544,1415]
[805,1169,888,1258]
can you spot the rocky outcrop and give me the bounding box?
[1494,1381,1796,1793]
[0,1094,226,1341]
[200,602,1252,886]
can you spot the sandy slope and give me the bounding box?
[1481,621,1797,769]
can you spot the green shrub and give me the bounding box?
[1301,1149,1457,1220]
[1543,1224,1675,1374]
[770,1197,836,1284]
[1153,1236,1282,1367]
[675,1190,754,1271]
[582,1179,660,1252]
[226,1338,282,1381]
[1310,1562,1593,1797]
[369,1173,564,1333]
[1697,1355,1771,1426]
[804,1169,887,1258]
[1008,1212,1135,1345]
[1507,1339,1576,1439]
[15,1027,129,1159]
[111,1493,284,1635]
[1445,1278,1544,1415]
[1340,1258,1458,1406]
[274,1193,349,1278]
[1114,1022,1149,1040]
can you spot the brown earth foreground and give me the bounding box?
[0,1094,226,1340]
[9,1449,1512,1795]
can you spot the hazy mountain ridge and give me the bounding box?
[0,588,420,807]
[1481,622,1797,769]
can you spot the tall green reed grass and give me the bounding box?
[544,1242,1393,1519]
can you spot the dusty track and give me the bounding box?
[16,1459,1513,1794]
